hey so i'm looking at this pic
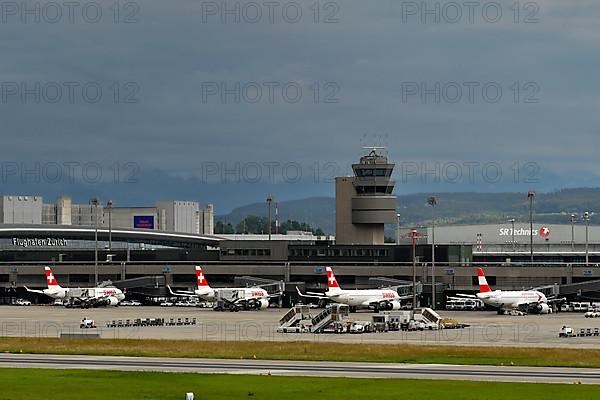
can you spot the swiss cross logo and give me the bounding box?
[47,273,55,282]
[195,267,208,286]
[326,268,340,288]
[539,226,550,238]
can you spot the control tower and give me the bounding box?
[335,148,397,244]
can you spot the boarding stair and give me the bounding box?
[310,307,333,333]
[279,305,311,328]
[310,304,349,333]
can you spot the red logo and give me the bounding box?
[539,226,550,238]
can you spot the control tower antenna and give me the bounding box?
[361,146,386,157]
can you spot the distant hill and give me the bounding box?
[216,188,600,235]
[216,197,335,233]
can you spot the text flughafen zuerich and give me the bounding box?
[12,238,68,247]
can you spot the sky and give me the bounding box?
[1,0,599,212]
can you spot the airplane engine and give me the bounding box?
[388,300,401,310]
[106,296,119,307]
[247,299,259,309]
[536,303,550,314]
[258,298,269,310]
[379,300,401,311]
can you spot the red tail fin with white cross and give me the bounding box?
[325,267,342,292]
[477,267,492,293]
[195,266,211,289]
[44,266,61,289]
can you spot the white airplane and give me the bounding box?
[462,267,553,314]
[168,266,275,310]
[297,267,402,312]
[25,266,125,308]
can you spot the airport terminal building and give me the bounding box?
[1,151,600,305]
[0,222,598,301]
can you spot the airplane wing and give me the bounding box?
[23,286,45,295]
[167,285,198,298]
[516,301,535,308]
[515,300,555,313]
[72,296,105,307]
[296,286,328,300]
[546,297,566,304]
[454,293,477,298]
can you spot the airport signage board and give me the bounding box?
[134,215,155,229]
[12,237,68,248]
[498,226,550,238]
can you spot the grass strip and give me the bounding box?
[0,368,598,400]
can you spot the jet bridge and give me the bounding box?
[557,280,600,297]
[368,277,423,300]
[536,284,560,297]
[112,276,166,289]
[233,276,284,294]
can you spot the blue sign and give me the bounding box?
[134,215,155,229]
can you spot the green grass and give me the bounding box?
[0,369,597,400]
[3,337,600,368]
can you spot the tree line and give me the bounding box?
[215,215,324,236]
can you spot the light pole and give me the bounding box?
[509,218,516,251]
[584,211,591,266]
[570,213,576,251]
[527,191,535,266]
[410,229,419,309]
[266,195,273,240]
[396,213,401,245]
[427,196,437,309]
[90,197,99,286]
[107,200,113,251]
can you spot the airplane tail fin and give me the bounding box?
[195,266,211,289]
[325,267,341,292]
[477,267,491,293]
[44,266,61,289]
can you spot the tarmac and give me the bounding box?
[1,305,599,348]
[2,353,600,383]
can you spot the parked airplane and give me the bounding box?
[296,267,402,312]
[460,267,554,314]
[168,266,276,310]
[25,266,125,308]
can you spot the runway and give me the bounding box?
[0,353,599,384]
